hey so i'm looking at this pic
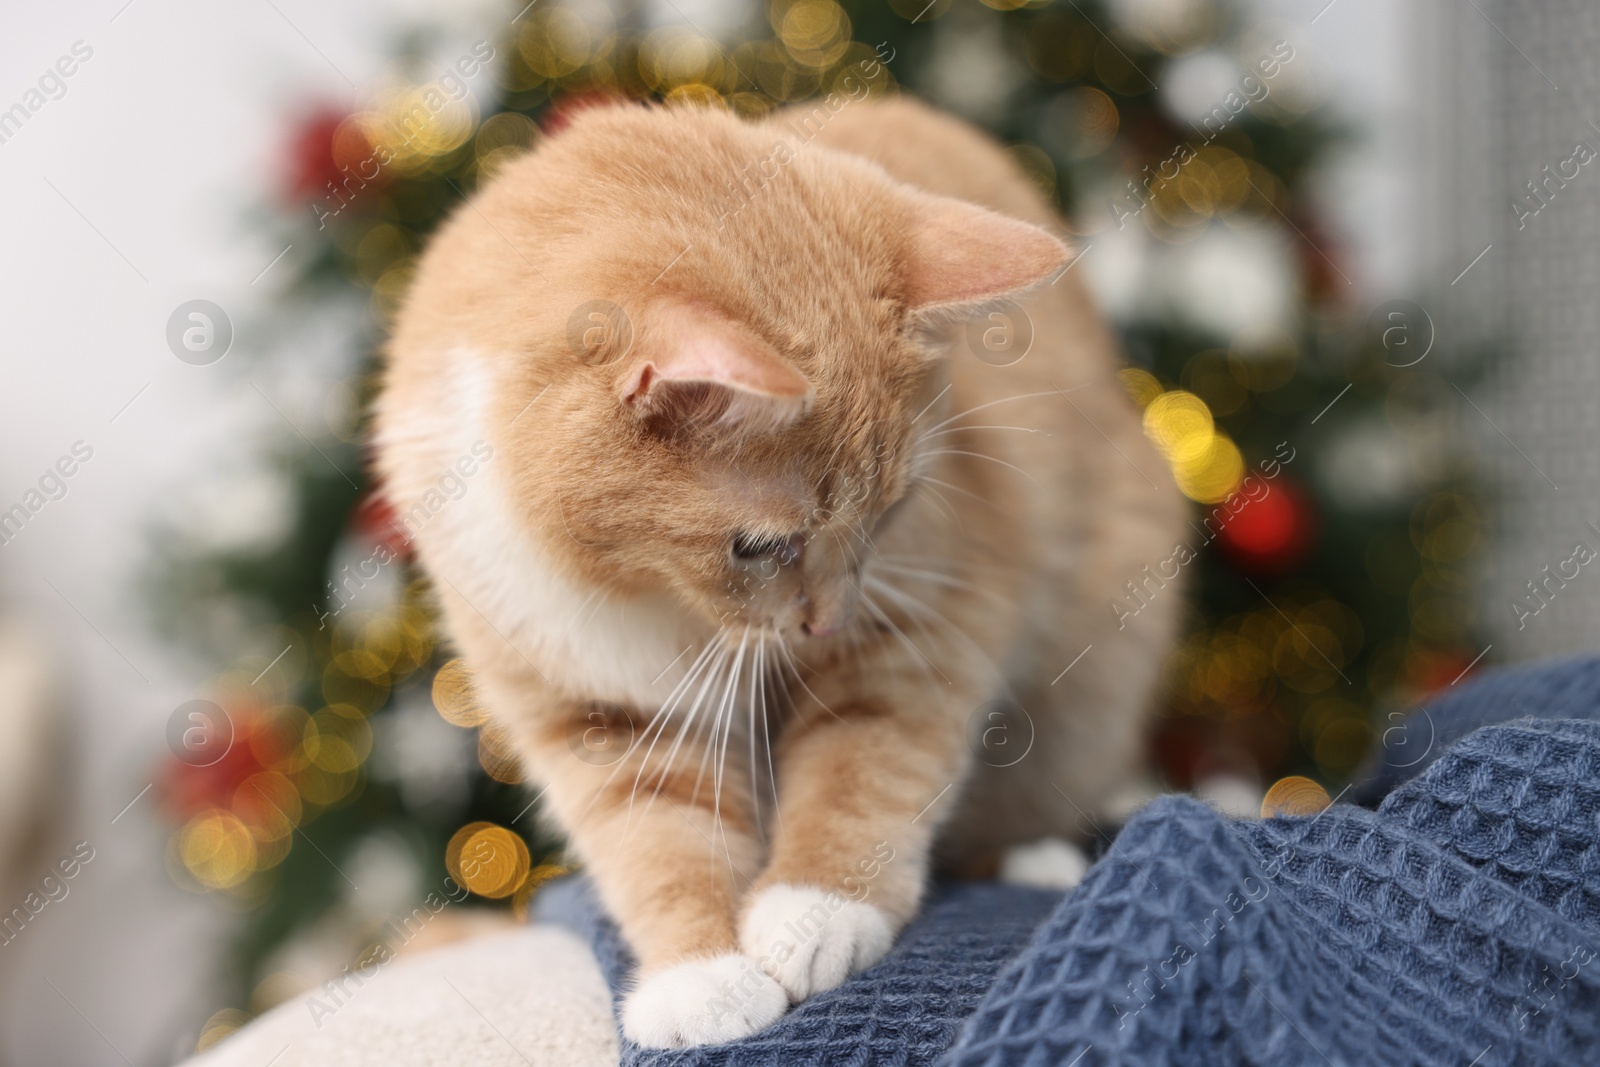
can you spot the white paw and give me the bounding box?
[739,884,894,1002]
[621,953,787,1048]
[999,837,1090,889]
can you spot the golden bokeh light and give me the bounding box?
[1008,143,1056,200]
[432,658,488,727]
[1173,434,1245,504]
[391,602,436,676]
[196,1008,248,1053]
[292,763,361,807]
[250,705,314,775]
[478,723,526,784]
[353,223,410,288]
[241,627,308,695]
[1093,37,1150,96]
[641,29,724,92]
[232,771,300,843]
[475,111,538,179]
[1260,775,1332,818]
[519,8,597,81]
[358,613,408,673]
[447,823,531,899]
[1144,147,1252,228]
[322,654,391,712]
[1114,0,1216,54]
[312,704,373,773]
[665,83,726,109]
[333,647,388,683]
[751,39,822,101]
[828,42,894,97]
[1062,86,1119,157]
[180,810,258,890]
[250,972,310,1016]
[446,820,493,879]
[1143,388,1244,504]
[775,0,851,68]
[359,85,476,177]
[1117,367,1164,409]
[1144,390,1215,463]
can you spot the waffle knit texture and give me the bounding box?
[538,656,1600,1066]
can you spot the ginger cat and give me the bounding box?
[375,95,1185,1048]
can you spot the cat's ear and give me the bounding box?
[901,192,1071,314]
[619,303,813,435]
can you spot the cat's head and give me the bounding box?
[384,101,1066,643]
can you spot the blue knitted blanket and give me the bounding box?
[538,657,1600,1065]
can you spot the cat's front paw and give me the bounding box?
[739,884,894,1002]
[621,953,787,1048]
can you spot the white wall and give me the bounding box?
[1254,0,1429,301]
[0,2,498,1063]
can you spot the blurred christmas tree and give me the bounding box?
[150,0,1485,1041]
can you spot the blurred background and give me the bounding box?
[0,0,1592,1062]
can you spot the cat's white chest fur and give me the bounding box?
[396,351,705,709]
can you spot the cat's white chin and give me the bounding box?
[621,953,787,1048]
[739,884,894,1002]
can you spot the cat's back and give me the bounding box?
[792,95,1055,228]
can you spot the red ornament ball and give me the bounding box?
[286,107,346,199]
[158,704,270,820]
[1215,476,1315,576]
[1406,647,1481,696]
[541,91,631,136]
[352,488,414,561]
[284,106,378,203]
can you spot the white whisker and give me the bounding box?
[917,447,1038,484]
[915,475,1002,513]
[702,625,748,881]
[638,637,732,823]
[858,586,950,685]
[585,636,720,833]
[865,574,1006,695]
[747,629,763,833]
[913,481,961,525]
[919,389,1059,438]
[920,422,1039,437]
[711,627,748,837]
[872,559,1008,604]
[773,634,848,723]
[757,634,781,834]
[863,575,949,663]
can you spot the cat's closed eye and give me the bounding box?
[731,531,799,562]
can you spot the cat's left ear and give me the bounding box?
[900,192,1071,315]
[619,302,813,436]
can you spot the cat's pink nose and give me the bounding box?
[798,594,854,638]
